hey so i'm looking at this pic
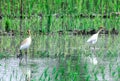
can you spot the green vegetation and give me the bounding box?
[1,0,119,15]
[0,52,11,59]
[0,0,120,81]
[0,0,120,32]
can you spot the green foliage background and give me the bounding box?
[0,0,120,32]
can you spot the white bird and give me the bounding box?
[87,27,104,65]
[87,27,104,44]
[17,30,31,64]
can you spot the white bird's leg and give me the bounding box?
[18,50,23,65]
[25,50,27,65]
[92,44,96,57]
[89,45,90,49]
[94,45,95,50]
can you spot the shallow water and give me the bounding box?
[0,55,119,81]
[0,34,120,81]
[0,58,59,81]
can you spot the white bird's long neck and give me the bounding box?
[29,35,31,39]
[28,31,31,37]
[97,29,102,34]
[28,33,31,38]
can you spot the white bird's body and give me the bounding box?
[20,36,31,50]
[87,33,98,44]
[87,27,103,44]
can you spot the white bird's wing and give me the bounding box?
[21,38,28,46]
[20,37,31,50]
[87,33,98,43]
